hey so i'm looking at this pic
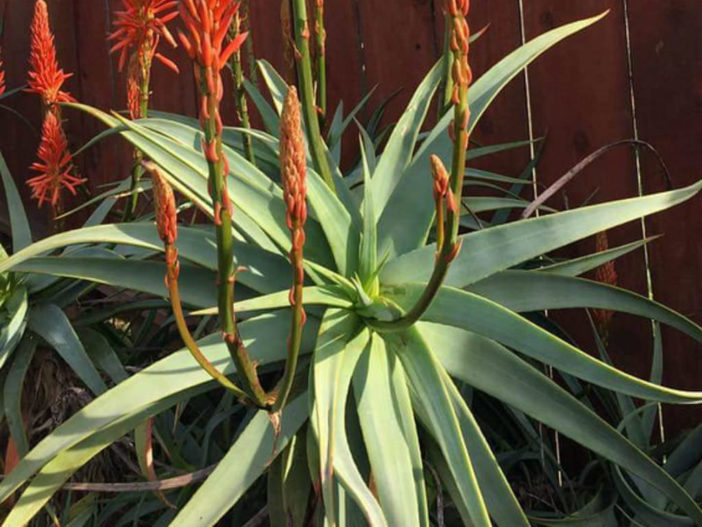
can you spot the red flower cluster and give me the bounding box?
[177,0,248,100]
[28,112,86,207]
[27,0,74,106]
[109,0,179,74]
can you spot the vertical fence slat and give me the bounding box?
[627,0,702,432]
[355,0,437,125]
[521,1,656,383]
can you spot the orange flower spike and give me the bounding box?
[280,87,308,242]
[109,0,180,73]
[272,86,308,413]
[27,112,86,207]
[150,164,178,247]
[27,0,75,107]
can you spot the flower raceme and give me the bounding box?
[109,0,180,74]
[177,0,248,106]
[280,87,308,254]
[27,0,74,107]
[27,112,86,207]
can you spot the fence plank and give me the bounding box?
[520,1,659,392]
[627,0,702,432]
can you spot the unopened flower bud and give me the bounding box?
[146,162,178,246]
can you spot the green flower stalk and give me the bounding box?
[228,7,256,166]
[147,161,248,400]
[109,0,180,221]
[272,87,308,413]
[371,0,472,332]
[313,0,327,119]
[291,0,335,191]
[178,0,270,408]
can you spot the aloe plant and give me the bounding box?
[0,9,701,527]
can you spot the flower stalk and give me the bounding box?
[109,0,180,221]
[291,0,335,191]
[313,0,327,119]
[178,0,270,408]
[271,87,307,412]
[146,161,248,400]
[371,0,471,332]
[228,9,256,165]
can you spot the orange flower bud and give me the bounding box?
[280,86,308,241]
[147,162,178,246]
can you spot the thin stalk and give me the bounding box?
[200,65,270,408]
[313,0,327,119]
[291,0,335,191]
[370,1,471,333]
[271,254,305,412]
[124,50,152,221]
[242,0,258,85]
[439,10,454,116]
[229,12,256,165]
[165,245,248,399]
[271,87,308,412]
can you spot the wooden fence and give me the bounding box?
[0,0,700,433]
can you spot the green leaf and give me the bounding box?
[0,153,32,252]
[420,322,702,523]
[28,304,107,396]
[0,286,28,370]
[310,311,386,526]
[194,285,352,315]
[0,311,305,504]
[173,395,308,527]
[76,328,129,385]
[268,431,311,527]
[385,328,491,526]
[378,13,607,257]
[258,59,289,115]
[17,257,217,308]
[142,115,358,275]
[441,371,529,526]
[539,236,660,276]
[371,60,444,217]
[382,180,702,287]
[358,138,378,290]
[353,334,428,527]
[3,385,205,527]
[243,77,279,133]
[4,337,36,457]
[613,465,694,526]
[385,284,702,404]
[0,223,291,295]
[466,270,702,341]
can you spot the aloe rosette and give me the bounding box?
[0,9,700,527]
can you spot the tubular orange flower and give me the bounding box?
[177,0,248,105]
[109,0,180,74]
[27,0,74,106]
[27,112,85,207]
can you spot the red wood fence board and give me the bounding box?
[627,0,702,432]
